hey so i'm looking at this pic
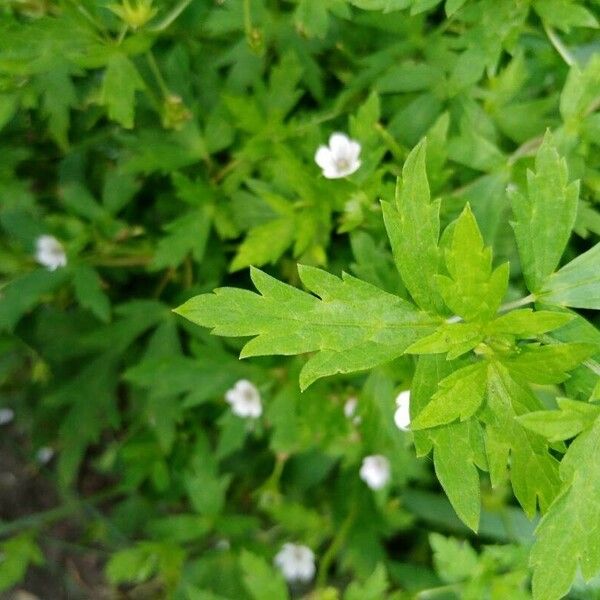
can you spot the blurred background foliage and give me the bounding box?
[0,0,599,597]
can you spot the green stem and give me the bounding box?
[151,0,194,32]
[375,122,408,162]
[0,487,125,538]
[146,51,170,99]
[316,501,358,588]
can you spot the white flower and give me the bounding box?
[315,132,361,179]
[360,454,391,490]
[36,447,55,464]
[274,543,316,583]
[0,408,14,425]
[344,396,358,418]
[35,235,67,271]
[225,379,262,418]
[394,390,411,431]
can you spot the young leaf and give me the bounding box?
[530,414,600,600]
[411,362,488,429]
[486,309,573,337]
[510,132,579,293]
[412,356,485,531]
[432,422,484,532]
[344,564,388,600]
[518,397,600,442]
[152,208,212,270]
[538,242,600,310]
[381,140,444,314]
[405,321,483,359]
[100,53,145,129]
[436,205,509,321]
[501,342,595,384]
[72,265,111,322]
[484,363,561,518]
[174,266,436,390]
[239,550,290,600]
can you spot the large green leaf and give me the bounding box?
[530,414,600,600]
[483,364,561,518]
[175,266,436,389]
[411,355,485,531]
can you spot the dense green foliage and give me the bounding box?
[1,0,599,598]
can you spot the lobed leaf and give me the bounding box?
[175,266,437,390]
[510,132,579,293]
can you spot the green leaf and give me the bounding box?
[484,363,561,518]
[37,61,76,149]
[381,139,443,314]
[510,132,579,293]
[0,534,44,592]
[239,550,290,600]
[411,362,488,429]
[0,268,69,332]
[412,356,485,531]
[152,208,212,269]
[530,414,600,600]
[72,265,111,322]
[406,321,483,359]
[436,205,509,321]
[518,397,600,442]
[344,564,389,600]
[501,342,595,384]
[429,533,478,583]
[432,422,484,532]
[230,217,296,272]
[445,0,469,15]
[295,0,329,38]
[175,266,436,390]
[534,0,598,31]
[100,53,145,129]
[486,309,573,337]
[538,242,600,309]
[106,545,158,586]
[560,55,600,122]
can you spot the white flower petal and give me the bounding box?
[347,140,362,163]
[224,379,262,418]
[315,146,335,171]
[315,132,362,179]
[36,447,55,464]
[344,397,358,418]
[274,543,315,583]
[35,235,67,271]
[0,408,14,425]
[329,132,352,156]
[394,390,411,431]
[360,454,391,490]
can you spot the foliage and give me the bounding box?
[0,0,599,599]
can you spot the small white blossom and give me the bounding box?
[225,379,262,418]
[360,454,391,490]
[274,543,316,583]
[0,408,14,425]
[344,396,358,418]
[36,447,55,465]
[315,132,361,179]
[394,390,411,431]
[35,235,67,271]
